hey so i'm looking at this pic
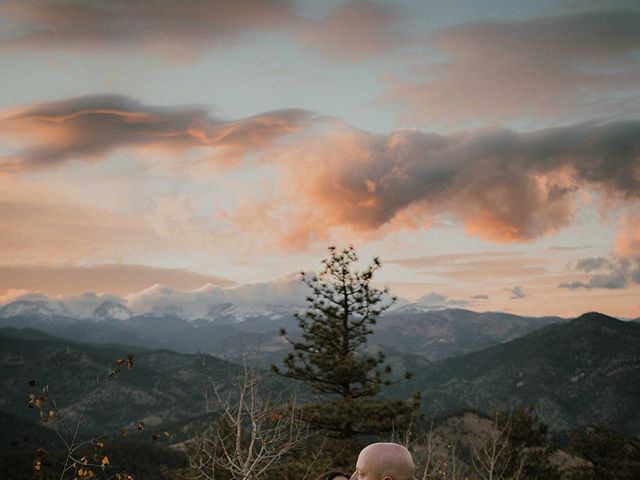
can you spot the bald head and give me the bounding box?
[352,443,415,480]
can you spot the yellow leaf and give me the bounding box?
[101,456,109,466]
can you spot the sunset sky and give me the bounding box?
[1,0,639,318]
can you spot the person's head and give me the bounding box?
[315,472,350,480]
[350,443,415,480]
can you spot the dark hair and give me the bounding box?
[315,471,349,480]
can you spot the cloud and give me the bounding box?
[387,252,547,281]
[548,245,592,252]
[297,1,407,60]
[0,264,235,297]
[55,292,126,318]
[388,252,515,268]
[0,197,164,264]
[262,120,639,246]
[2,97,639,252]
[0,274,310,319]
[0,172,235,267]
[472,294,489,300]
[0,95,310,170]
[386,9,640,124]
[574,257,611,273]
[124,274,308,317]
[0,0,297,58]
[0,0,405,60]
[415,291,469,309]
[615,210,640,258]
[507,286,527,299]
[0,272,393,319]
[559,256,640,289]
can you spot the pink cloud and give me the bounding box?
[387,253,549,281]
[0,264,234,298]
[0,0,406,60]
[3,96,639,252]
[0,196,163,263]
[385,9,640,124]
[297,0,407,60]
[241,120,640,247]
[615,210,640,258]
[0,0,297,57]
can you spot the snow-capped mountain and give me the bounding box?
[0,299,72,320]
[0,298,297,324]
[388,302,442,315]
[91,301,133,322]
[201,303,297,323]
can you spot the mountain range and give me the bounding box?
[1,310,638,448]
[392,312,640,436]
[0,299,562,364]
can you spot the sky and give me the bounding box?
[1,0,639,318]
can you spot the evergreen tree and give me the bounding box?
[272,246,418,443]
[495,407,561,480]
[566,427,640,480]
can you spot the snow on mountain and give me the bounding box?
[147,305,188,319]
[0,299,72,319]
[200,303,298,323]
[91,301,133,322]
[0,297,298,324]
[388,302,444,315]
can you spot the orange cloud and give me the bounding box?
[0,172,169,263]
[3,98,639,253]
[0,197,164,263]
[0,264,234,297]
[0,95,310,169]
[616,210,640,258]
[251,121,639,246]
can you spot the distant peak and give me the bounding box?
[0,299,71,319]
[92,301,133,321]
[572,311,621,326]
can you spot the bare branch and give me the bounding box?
[187,361,312,480]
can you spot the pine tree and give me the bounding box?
[272,246,418,443]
